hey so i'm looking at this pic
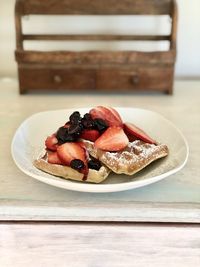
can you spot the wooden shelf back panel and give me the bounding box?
[17,0,173,15]
[22,34,171,42]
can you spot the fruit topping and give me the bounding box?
[83,113,92,120]
[89,106,123,127]
[64,121,71,128]
[68,123,83,136]
[45,134,58,151]
[126,132,138,142]
[81,113,95,129]
[44,107,158,181]
[80,129,100,142]
[76,141,87,150]
[69,111,81,124]
[93,118,108,133]
[94,126,129,151]
[47,151,63,165]
[107,107,123,123]
[123,123,157,144]
[57,142,86,166]
[56,126,76,143]
[88,159,101,171]
[70,159,85,171]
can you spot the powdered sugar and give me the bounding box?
[83,140,169,175]
[102,140,161,162]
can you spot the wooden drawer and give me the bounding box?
[96,67,174,92]
[18,66,174,93]
[18,67,96,92]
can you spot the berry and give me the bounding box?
[70,159,85,171]
[107,107,123,123]
[83,113,92,120]
[94,126,129,151]
[123,123,157,144]
[64,121,71,128]
[57,142,86,166]
[81,118,94,129]
[69,111,81,124]
[88,159,101,171]
[94,118,108,132]
[47,151,63,165]
[56,127,68,142]
[89,106,123,127]
[45,134,58,151]
[68,123,83,136]
[56,126,77,143]
[126,132,138,142]
[80,129,100,142]
[80,113,94,129]
[76,141,87,150]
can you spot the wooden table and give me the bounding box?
[0,78,200,266]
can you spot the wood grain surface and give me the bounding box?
[0,79,200,222]
[15,0,177,94]
[15,50,175,65]
[17,0,173,15]
[0,222,200,267]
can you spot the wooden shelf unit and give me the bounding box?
[15,0,177,94]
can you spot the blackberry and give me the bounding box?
[63,134,77,142]
[70,159,85,171]
[81,118,94,129]
[80,113,95,129]
[88,159,101,171]
[69,111,81,124]
[64,121,70,127]
[56,126,77,143]
[83,113,92,120]
[56,127,68,142]
[68,123,83,136]
[94,118,108,132]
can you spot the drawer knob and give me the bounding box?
[132,75,139,85]
[54,75,62,84]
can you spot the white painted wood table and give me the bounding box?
[0,79,200,266]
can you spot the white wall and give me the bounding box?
[0,0,200,78]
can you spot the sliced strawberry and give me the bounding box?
[106,107,122,123]
[47,151,63,165]
[57,142,86,166]
[123,123,157,144]
[45,134,58,151]
[89,106,123,127]
[57,142,89,180]
[94,126,129,151]
[80,129,100,142]
[76,141,86,150]
[76,143,89,180]
[126,132,138,142]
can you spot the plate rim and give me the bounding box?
[11,107,189,193]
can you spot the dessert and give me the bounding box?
[83,140,168,175]
[34,149,110,183]
[33,106,169,183]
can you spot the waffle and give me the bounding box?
[33,150,111,184]
[83,140,169,175]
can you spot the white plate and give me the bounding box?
[11,107,189,193]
